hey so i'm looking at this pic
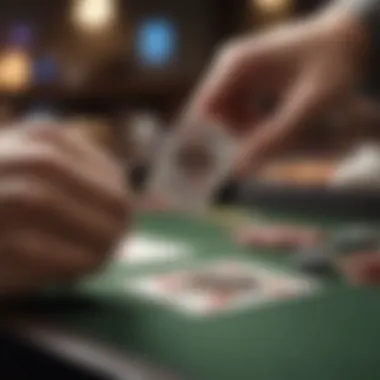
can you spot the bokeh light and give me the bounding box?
[34,55,59,85]
[136,18,177,68]
[0,50,32,93]
[72,0,116,30]
[254,0,291,14]
[8,22,34,47]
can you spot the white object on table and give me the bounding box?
[116,234,192,264]
[330,143,380,189]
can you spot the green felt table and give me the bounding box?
[21,210,380,380]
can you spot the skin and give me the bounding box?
[0,123,129,295]
[194,4,368,177]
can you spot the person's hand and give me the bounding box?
[339,252,380,285]
[194,5,368,177]
[139,194,172,213]
[0,124,129,295]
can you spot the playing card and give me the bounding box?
[126,260,318,317]
[116,234,192,264]
[147,119,237,214]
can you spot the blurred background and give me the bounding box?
[1,0,380,194]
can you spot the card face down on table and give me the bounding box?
[126,259,319,318]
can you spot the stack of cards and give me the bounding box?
[147,118,237,213]
[127,259,318,317]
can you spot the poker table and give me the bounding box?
[6,208,380,380]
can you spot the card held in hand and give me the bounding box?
[147,117,238,213]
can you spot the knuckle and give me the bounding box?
[26,181,58,211]
[3,179,49,212]
[1,183,29,209]
[215,38,256,74]
[29,148,65,176]
[216,39,241,64]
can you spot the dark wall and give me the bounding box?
[0,0,332,115]
[294,0,331,14]
[0,0,240,86]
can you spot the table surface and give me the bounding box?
[13,209,380,380]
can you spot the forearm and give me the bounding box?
[338,0,380,76]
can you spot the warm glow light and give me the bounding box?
[72,0,116,30]
[0,50,32,93]
[254,0,290,14]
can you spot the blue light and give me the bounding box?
[136,18,177,68]
[9,22,33,47]
[34,56,59,85]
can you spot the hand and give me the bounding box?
[195,5,368,177]
[0,124,129,295]
[339,252,380,285]
[139,194,172,213]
